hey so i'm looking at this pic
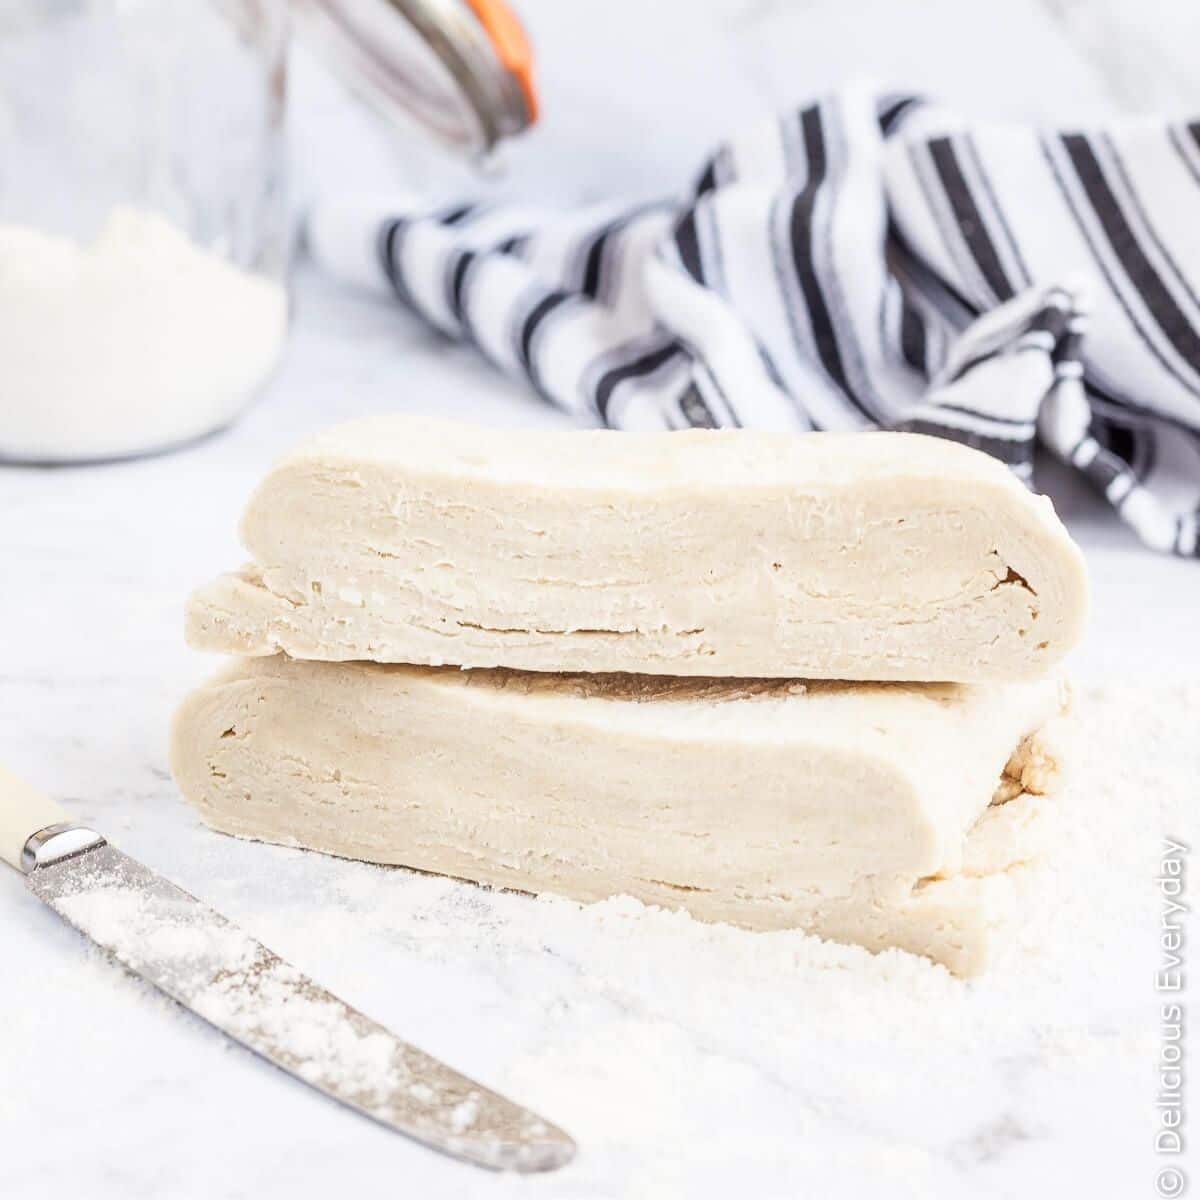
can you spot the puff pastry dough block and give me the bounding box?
[185,417,1088,681]
[170,656,1071,975]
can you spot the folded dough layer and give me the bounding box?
[185,417,1088,682]
[169,657,1071,975]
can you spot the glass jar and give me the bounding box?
[293,0,536,162]
[0,0,289,463]
[0,0,535,463]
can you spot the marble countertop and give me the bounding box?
[3,3,1199,1197]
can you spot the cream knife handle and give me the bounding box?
[0,766,69,872]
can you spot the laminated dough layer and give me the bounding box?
[170,657,1071,976]
[186,417,1088,681]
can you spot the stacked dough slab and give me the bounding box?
[171,416,1088,976]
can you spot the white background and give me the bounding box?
[2,2,1199,1197]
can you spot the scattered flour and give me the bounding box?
[53,885,256,976]
[24,683,1200,1196]
[49,880,428,1114]
[264,681,1197,1195]
[50,878,436,1108]
[0,208,287,462]
[47,852,555,1167]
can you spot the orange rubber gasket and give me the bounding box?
[464,0,539,123]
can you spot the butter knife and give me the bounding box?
[0,766,575,1173]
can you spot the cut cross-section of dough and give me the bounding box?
[169,657,1072,976]
[185,417,1088,681]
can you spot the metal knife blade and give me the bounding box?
[25,834,575,1173]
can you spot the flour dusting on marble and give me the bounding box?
[50,881,414,1109]
[23,683,1199,1197]
[44,851,560,1165]
[238,681,1193,1196]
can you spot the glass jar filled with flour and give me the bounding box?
[0,0,535,462]
[0,1,290,462]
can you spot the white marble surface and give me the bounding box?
[3,3,1200,1197]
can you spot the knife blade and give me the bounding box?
[2,769,574,1173]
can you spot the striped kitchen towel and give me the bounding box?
[309,86,1200,556]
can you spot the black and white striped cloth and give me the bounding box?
[309,86,1200,556]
